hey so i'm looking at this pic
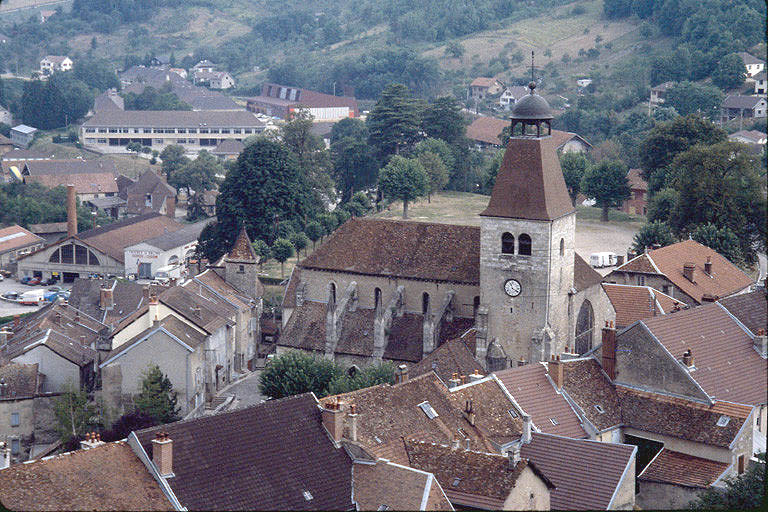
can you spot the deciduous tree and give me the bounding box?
[378,156,429,218]
[630,221,676,254]
[560,152,591,203]
[417,151,449,202]
[270,238,294,278]
[580,160,631,221]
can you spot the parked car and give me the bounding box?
[1,291,19,300]
[25,277,41,286]
[47,286,63,292]
[19,290,45,305]
[0,274,3,282]
[20,276,33,284]
[589,252,618,268]
[40,277,58,286]
[0,270,11,277]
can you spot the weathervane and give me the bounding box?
[531,50,535,83]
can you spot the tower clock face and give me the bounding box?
[504,279,522,297]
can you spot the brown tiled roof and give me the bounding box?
[212,139,245,155]
[470,77,497,88]
[300,218,480,284]
[77,213,184,263]
[480,136,575,221]
[23,158,117,176]
[614,253,658,274]
[574,252,602,292]
[124,170,176,215]
[520,432,636,510]
[226,225,257,261]
[135,393,354,511]
[404,439,553,509]
[0,362,40,398]
[158,285,234,334]
[0,225,43,255]
[282,266,301,309]
[639,302,766,405]
[412,330,482,384]
[496,363,587,439]
[2,301,107,352]
[638,448,730,488]
[321,373,523,464]
[353,458,453,511]
[561,358,623,432]
[188,269,256,310]
[466,116,588,150]
[549,129,592,150]
[626,168,647,191]
[0,441,171,511]
[104,315,206,364]
[68,278,146,327]
[26,171,118,196]
[602,283,677,328]
[718,290,767,335]
[4,329,98,367]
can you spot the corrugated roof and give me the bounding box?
[480,136,575,221]
[638,448,730,488]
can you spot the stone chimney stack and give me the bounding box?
[601,321,617,381]
[0,328,11,345]
[682,348,694,368]
[347,403,358,442]
[549,355,563,390]
[395,364,409,384]
[508,443,521,468]
[322,399,344,443]
[521,414,532,444]
[99,287,114,311]
[683,262,695,283]
[151,432,174,477]
[469,369,483,382]
[754,329,767,358]
[704,256,712,274]
[142,285,150,302]
[148,293,160,327]
[66,184,77,237]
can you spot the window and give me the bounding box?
[88,250,99,266]
[61,244,73,264]
[374,287,382,310]
[329,282,336,303]
[508,409,518,419]
[550,418,559,425]
[594,404,605,414]
[49,249,60,263]
[302,491,313,501]
[75,245,88,265]
[716,415,731,427]
[418,401,438,419]
[560,238,565,256]
[637,275,646,286]
[145,193,152,207]
[518,234,532,256]
[10,438,19,455]
[662,285,670,295]
[238,264,245,273]
[422,292,430,314]
[451,478,461,487]
[501,232,515,254]
[10,412,19,427]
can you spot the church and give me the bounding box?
[279,83,613,371]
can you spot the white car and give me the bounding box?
[0,274,4,281]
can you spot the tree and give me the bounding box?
[367,84,422,160]
[330,118,369,146]
[631,221,676,254]
[123,84,191,111]
[289,231,309,259]
[664,82,724,120]
[688,453,765,509]
[20,74,94,130]
[652,106,679,122]
[251,239,270,268]
[691,223,743,264]
[305,221,324,249]
[326,363,396,395]
[53,383,98,446]
[445,42,465,59]
[417,151,449,202]
[102,411,156,443]
[133,364,180,424]
[712,53,746,90]
[160,145,190,180]
[378,156,429,218]
[271,238,294,278]
[126,141,143,157]
[281,108,333,205]
[421,97,465,144]
[580,160,631,221]
[647,187,679,224]
[560,152,591,203]
[73,58,120,91]
[669,142,766,262]
[331,136,379,202]
[319,213,338,236]
[169,151,221,218]
[258,351,342,399]
[411,137,455,172]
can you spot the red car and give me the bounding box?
[26,277,41,286]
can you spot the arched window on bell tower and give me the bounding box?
[501,232,515,254]
[519,234,532,256]
[560,238,565,256]
[329,282,336,303]
[374,287,382,309]
[422,292,430,314]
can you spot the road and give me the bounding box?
[223,369,267,410]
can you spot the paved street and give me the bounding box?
[225,369,267,410]
[0,279,49,317]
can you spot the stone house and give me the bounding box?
[753,70,766,95]
[605,240,754,305]
[19,159,119,202]
[9,125,37,149]
[648,81,675,113]
[619,168,647,216]
[720,95,767,124]
[39,55,72,75]
[0,225,44,269]
[468,78,504,101]
[499,86,530,111]
[119,170,177,218]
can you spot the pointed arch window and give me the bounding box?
[501,233,515,254]
[422,292,430,315]
[329,282,336,303]
[374,287,382,310]
[560,238,565,257]
[519,234,532,256]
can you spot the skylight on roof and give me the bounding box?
[418,401,438,419]
[508,409,518,419]
[594,404,605,414]
[550,418,559,426]
[302,491,313,501]
[452,478,461,487]
[378,505,391,511]
[716,415,730,427]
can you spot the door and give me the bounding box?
[138,262,152,279]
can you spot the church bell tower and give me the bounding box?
[476,80,576,367]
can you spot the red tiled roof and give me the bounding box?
[0,225,43,255]
[480,136,575,221]
[78,213,184,263]
[300,218,480,284]
[639,302,767,405]
[25,172,118,196]
[602,283,677,328]
[412,329,482,384]
[638,448,730,488]
[495,363,588,439]
[0,441,171,511]
[470,77,497,88]
[466,116,588,150]
[562,358,623,432]
[626,168,647,191]
[614,253,658,274]
[520,432,636,510]
[353,458,453,511]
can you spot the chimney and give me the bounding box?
[74,311,80,324]
[395,364,408,384]
[13,315,20,329]
[549,355,563,390]
[704,256,712,274]
[0,442,10,470]
[701,293,717,303]
[142,285,151,301]
[451,438,460,450]
[464,437,471,451]
[80,431,105,451]
[469,369,483,382]
[683,262,695,283]
[448,373,461,389]
[99,287,114,310]
[148,293,159,327]
[521,414,532,444]
[322,399,344,443]
[0,329,10,345]
[191,305,202,318]
[347,403,358,442]
[601,321,617,381]
[682,348,694,368]
[460,375,467,385]
[517,357,526,367]
[66,184,77,237]
[151,432,174,477]
[754,329,767,358]
[464,399,476,426]
[54,312,62,325]
[508,443,521,468]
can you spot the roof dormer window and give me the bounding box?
[716,415,730,427]
[418,401,438,419]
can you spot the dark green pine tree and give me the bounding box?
[133,364,181,424]
[366,83,422,161]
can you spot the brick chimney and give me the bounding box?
[347,403,359,442]
[682,348,694,368]
[151,432,174,477]
[549,355,563,390]
[322,399,344,443]
[517,357,526,367]
[704,256,712,274]
[99,287,114,310]
[66,184,78,237]
[521,414,532,444]
[683,262,695,283]
[601,321,617,381]
[395,364,408,384]
[754,329,767,358]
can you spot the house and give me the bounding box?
[576,78,593,88]
[601,283,678,329]
[720,95,767,124]
[211,138,244,160]
[737,52,765,77]
[619,168,647,216]
[169,67,187,79]
[0,107,11,126]
[92,89,125,113]
[123,219,212,279]
[648,81,675,112]
[0,225,44,269]
[753,70,766,95]
[68,278,149,328]
[605,240,754,305]
[729,129,767,145]
[499,86,530,111]
[465,116,591,153]
[39,10,57,23]
[246,83,359,121]
[39,55,72,76]
[120,170,177,217]
[468,78,504,100]
[81,110,264,154]
[195,71,235,90]
[9,125,37,148]
[0,439,170,510]
[191,60,215,74]
[19,159,119,201]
